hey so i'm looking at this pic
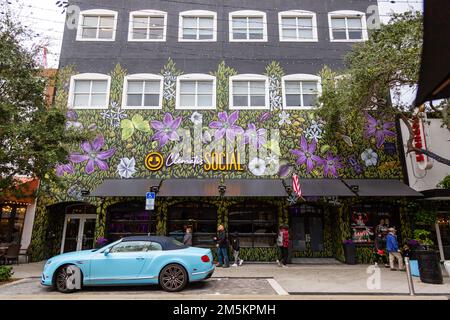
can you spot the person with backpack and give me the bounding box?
[231,232,244,267]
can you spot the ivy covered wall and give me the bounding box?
[29,59,405,262]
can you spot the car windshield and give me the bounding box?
[92,239,122,252]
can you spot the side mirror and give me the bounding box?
[103,248,111,256]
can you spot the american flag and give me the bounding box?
[292,174,302,197]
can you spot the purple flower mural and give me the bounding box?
[243,123,267,149]
[322,152,344,178]
[209,111,244,142]
[69,135,116,175]
[290,136,322,174]
[364,113,396,148]
[348,155,363,175]
[150,113,182,147]
[55,163,74,177]
[259,112,271,123]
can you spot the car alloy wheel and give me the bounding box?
[159,264,188,292]
[55,265,80,293]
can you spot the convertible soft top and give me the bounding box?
[121,236,187,251]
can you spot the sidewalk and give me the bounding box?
[7,261,450,296]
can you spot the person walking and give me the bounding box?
[231,232,244,267]
[214,225,229,268]
[386,227,405,271]
[281,225,290,267]
[276,225,289,267]
[276,225,284,267]
[183,227,193,246]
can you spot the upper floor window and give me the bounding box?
[76,9,118,41]
[179,10,217,42]
[230,74,269,110]
[69,73,111,109]
[122,74,163,109]
[328,10,368,42]
[282,74,321,109]
[128,10,167,41]
[278,10,318,42]
[229,10,267,42]
[176,74,216,110]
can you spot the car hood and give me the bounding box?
[48,249,96,262]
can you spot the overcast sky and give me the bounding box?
[2,0,424,68]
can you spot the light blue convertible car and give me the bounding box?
[41,236,215,293]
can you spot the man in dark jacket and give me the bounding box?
[231,232,244,267]
[214,224,229,268]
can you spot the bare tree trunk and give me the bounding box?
[399,114,450,166]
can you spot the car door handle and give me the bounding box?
[136,257,145,260]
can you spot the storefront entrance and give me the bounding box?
[290,204,324,253]
[60,204,96,253]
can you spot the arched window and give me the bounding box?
[106,201,156,242]
[228,202,277,247]
[282,74,321,109]
[229,10,267,42]
[176,74,217,110]
[229,74,269,110]
[122,74,164,109]
[328,10,368,42]
[179,10,217,42]
[167,202,217,247]
[278,10,318,42]
[76,9,118,41]
[128,10,167,41]
[68,73,111,109]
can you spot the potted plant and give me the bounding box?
[343,240,356,265]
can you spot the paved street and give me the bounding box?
[1,261,449,299]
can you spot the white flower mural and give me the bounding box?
[361,148,378,167]
[190,111,203,125]
[249,157,267,176]
[117,157,137,178]
[278,111,291,126]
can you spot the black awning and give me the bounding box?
[415,0,450,106]
[89,179,162,197]
[284,178,355,197]
[223,179,287,197]
[420,188,450,200]
[342,179,423,197]
[158,179,221,197]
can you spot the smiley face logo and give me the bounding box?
[145,152,164,171]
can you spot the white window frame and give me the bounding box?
[128,10,167,42]
[122,74,164,110]
[176,74,217,110]
[68,73,111,110]
[278,10,318,42]
[328,10,368,42]
[282,74,322,110]
[76,9,118,41]
[229,74,269,110]
[178,10,217,42]
[229,10,268,42]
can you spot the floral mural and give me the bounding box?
[43,58,403,188]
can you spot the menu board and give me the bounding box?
[350,212,374,243]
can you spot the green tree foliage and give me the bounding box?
[316,12,450,166]
[0,16,88,197]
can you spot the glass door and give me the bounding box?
[289,204,324,253]
[61,214,97,253]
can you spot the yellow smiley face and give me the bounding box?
[145,152,164,171]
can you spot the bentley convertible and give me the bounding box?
[41,236,215,293]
